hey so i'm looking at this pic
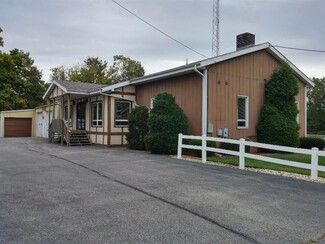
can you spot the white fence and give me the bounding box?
[177,134,325,180]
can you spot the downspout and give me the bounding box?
[305,86,307,137]
[194,65,207,136]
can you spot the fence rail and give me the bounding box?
[177,134,325,180]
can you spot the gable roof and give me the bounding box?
[43,80,106,99]
[101,42,314,93]
[43,42,314,100]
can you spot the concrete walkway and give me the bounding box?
[0,138,324,243]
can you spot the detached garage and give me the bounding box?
[4,118,32,137]
[0,109,35,138]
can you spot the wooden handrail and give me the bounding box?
[62,119,70,146]
[48,119,70,145]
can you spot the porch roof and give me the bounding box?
[43,80,106,100]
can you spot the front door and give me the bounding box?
[76,103,86,130]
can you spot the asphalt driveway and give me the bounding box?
[0,138,324,243]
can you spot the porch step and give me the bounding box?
[52,133,61,143]
[69,130,91,146]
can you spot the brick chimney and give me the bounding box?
[236,32,255,50]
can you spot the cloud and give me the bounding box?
[1,0,324,81]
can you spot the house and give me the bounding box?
[0,105,53,138]
[42,33,314,146]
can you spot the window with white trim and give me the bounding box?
[64,105,72,123]
[295,101,300,124]
[92,101,102,127]
[150,98,155,109]
[237,96,249,128]
[115,100,131,127]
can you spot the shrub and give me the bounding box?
[257,64,300,147]
[257,105,300,147]
[184,139,217,157]
[219,140,250,153]
[299,137,325,150]
[145,93,188,154]
[126,106,149,150]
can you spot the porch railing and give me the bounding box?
[48,119,70,145]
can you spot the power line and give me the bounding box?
[112,0,324,61]
[111,0,209,59]
[273,45,325,53]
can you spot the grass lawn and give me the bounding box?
[207,153,325,178]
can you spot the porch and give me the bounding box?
[43,80,136,147]
[49,119,91,146]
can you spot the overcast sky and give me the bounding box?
[1,0,324,82]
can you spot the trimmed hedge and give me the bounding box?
[299,137,325,150]
[257,104,300,147]
[126,106,149,150]
[184,139,217,157]
[220,140,251,153]
[145,93,188,154]
[257,64,300,147]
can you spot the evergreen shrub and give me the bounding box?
[126,106,149,150]
[257,64,300,147]
[299,137,325,150]
[145,93,188,154]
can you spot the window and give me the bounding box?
[64,105,72,123]
[237,96,249,128]
[115,100,131,127]
[92,101,102,127]
[150,98,155,109]
[295,101,299,124]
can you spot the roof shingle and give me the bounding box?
[56,80,106,92]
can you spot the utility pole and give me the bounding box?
[212,0,220,57]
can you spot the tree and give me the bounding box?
[307,77,325,133]
[257,64,300,147]
[50,66,67,80]
[50,55,145,84]
[69,57,110,84]
[126,106,149,150]
[145,93,188,154]
[0,49,46,111]
[107,55,145,83]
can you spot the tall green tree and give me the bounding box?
[107,55,145,83]
[257,64,300,147]
[0,49,46,110]
[307,77,325,133]
[50,55,145,85]
[50,65,67,80]
[69,57,109,84]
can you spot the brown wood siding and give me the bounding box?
[136,73,202,135]
[4,118,32,137]
[207,50,306,140]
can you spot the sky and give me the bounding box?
[1,0,324,82]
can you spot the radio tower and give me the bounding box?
[212,0,220,57]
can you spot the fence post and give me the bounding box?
[177,133,183,159]
[310,147,318,180]
[239,138,245,170]
[202,135,207,163]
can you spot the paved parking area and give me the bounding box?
[0,138,324,243]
